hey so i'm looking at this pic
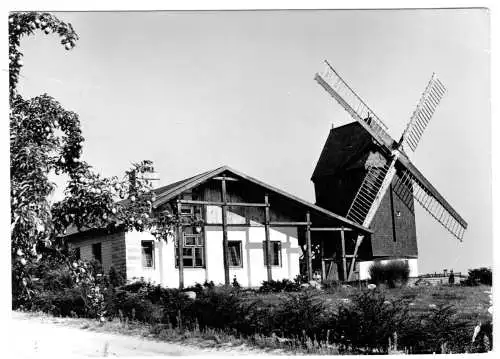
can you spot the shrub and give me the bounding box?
[368,260,410,288]
[462,267,492,286]
[31,287,87,317]
[334,289,410,353]
[259,278,301,293]
[108,266,125,287]
[107,280,195,327]
[399,303,472,354]
[274,289,329,340]
[192,286,244,331]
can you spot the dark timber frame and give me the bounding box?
[163,166,370,288]
[175,197,359,287]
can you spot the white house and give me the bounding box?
[66,166,371,288]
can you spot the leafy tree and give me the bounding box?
[9,12,190,306]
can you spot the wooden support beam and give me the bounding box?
[321,237,326,281]
[264,194,272,282]
[203,223,263,227]
[347,235,364,281]
[340,228,347,281]
[310,227,353,232]
[269,221,311,226]
[213,176,239,181]
[179,199,267,207]
[221,176,230,286]
[176,200,184,289]
[306,211,313,281]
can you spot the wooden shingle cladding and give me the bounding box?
[312,122,418,259]
[67,230,126,275]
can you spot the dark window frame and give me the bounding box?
[175,233,205,268]
[141,240,155,269]
[263,241,282,267]
[92,242,102,263]
[228,240,243,268]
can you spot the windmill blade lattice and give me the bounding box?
[314,61,394,150]
[393,168,467,241]
[402,74,447,152]
[346,163,391,225]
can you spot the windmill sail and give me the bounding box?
[314,61,395,151]
[394,155,467,241]
[346,163,391,225]
[401,74,447,152]
[315,60,467,280]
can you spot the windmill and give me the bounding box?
[313,60,468,281]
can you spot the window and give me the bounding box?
[141,241,155,268]
[180,206,194,216]
[92,243,102,263]
[228,241,242,267]
[263,241,282,266]
[175,234,205,268]
[180,205,202,217]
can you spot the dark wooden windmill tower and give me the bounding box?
[311,61,468,281]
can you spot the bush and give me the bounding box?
[462,267,492,286]
[334,289,410,353]
[192,286,244,332]
[108,280,195,327]
[259,278,301,293]
[274,290,329,341]
[368,260,410,288]
[399,303,472,354]
[31,287,87,317]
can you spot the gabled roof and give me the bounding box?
[311,122,375,181]
[153,165,371,234]
[311,121,467,230]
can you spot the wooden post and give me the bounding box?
[340,228,347,281]
[176,200,184,289]
[347,235,364,281]
[306,211,313,281]
[221,176,230,286]
[320,237,326,281]
[264,194,272,282]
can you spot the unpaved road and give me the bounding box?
[8,312,281,357]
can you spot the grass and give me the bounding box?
[20,284,492,354]
[250,284,491,322]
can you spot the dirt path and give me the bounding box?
[8,312,282,357]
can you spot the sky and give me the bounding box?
[16,9,491,274]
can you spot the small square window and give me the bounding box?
[263,241,281,267]
[228,241,243,267]
[141,241,154,268]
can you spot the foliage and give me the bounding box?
[334,289,410,353]
[462,267,492,286]
[399,303,472,353]
[9,11,189,306]
[258,277,302,293]
[274,290,329,340]
[368,260,410,288]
